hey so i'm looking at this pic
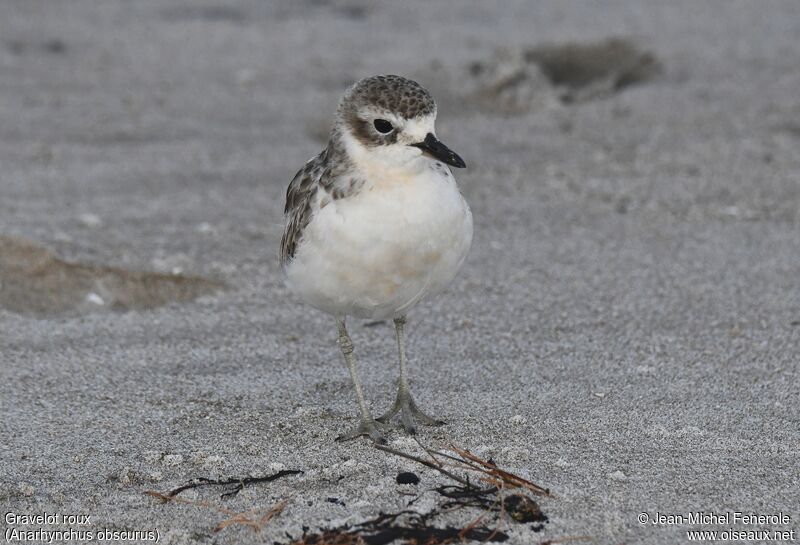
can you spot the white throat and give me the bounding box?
[339,114,438,180]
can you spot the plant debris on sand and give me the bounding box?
[286,510,509,545]
[159,469,303,499]
[145,444,550,544]
[283,442,549,545]
[146,470,302,533]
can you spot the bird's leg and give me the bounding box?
[377,316,445,434]
[335,317,387,444]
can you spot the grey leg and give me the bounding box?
[377,316,445,434]
[335,317,386,444]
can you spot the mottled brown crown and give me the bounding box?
[341,75,436,120]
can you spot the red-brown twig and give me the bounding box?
[145,491,287,533]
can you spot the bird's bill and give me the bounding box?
[410,133,466,168]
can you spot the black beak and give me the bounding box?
[410,133,466,168]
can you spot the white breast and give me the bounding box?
[284,164,472,320]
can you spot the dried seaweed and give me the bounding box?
[162,469,302,499]
[285,509,509,545]
[147,443,551,544]
[146,470,301,533]
[283,442,549,545]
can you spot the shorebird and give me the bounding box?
[280,75,472,443]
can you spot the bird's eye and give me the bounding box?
[373,119,394,134]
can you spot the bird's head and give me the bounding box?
[333,75,465,174]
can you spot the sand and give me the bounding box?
[1,1,798,543]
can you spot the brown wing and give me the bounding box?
[280,150,326,266]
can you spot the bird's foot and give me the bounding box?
[377,390,445,435]
[336,418,388,444]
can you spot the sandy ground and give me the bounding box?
[1,1,799,543]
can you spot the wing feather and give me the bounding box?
[280,151,325,265]
[280,147,364,266]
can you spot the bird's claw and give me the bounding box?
[377,391,444,435]
[336,418,388,444]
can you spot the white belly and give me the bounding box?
[284,168,472,320]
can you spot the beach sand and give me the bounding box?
[1,1,798,543]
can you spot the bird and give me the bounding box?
[280,75,473,444]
